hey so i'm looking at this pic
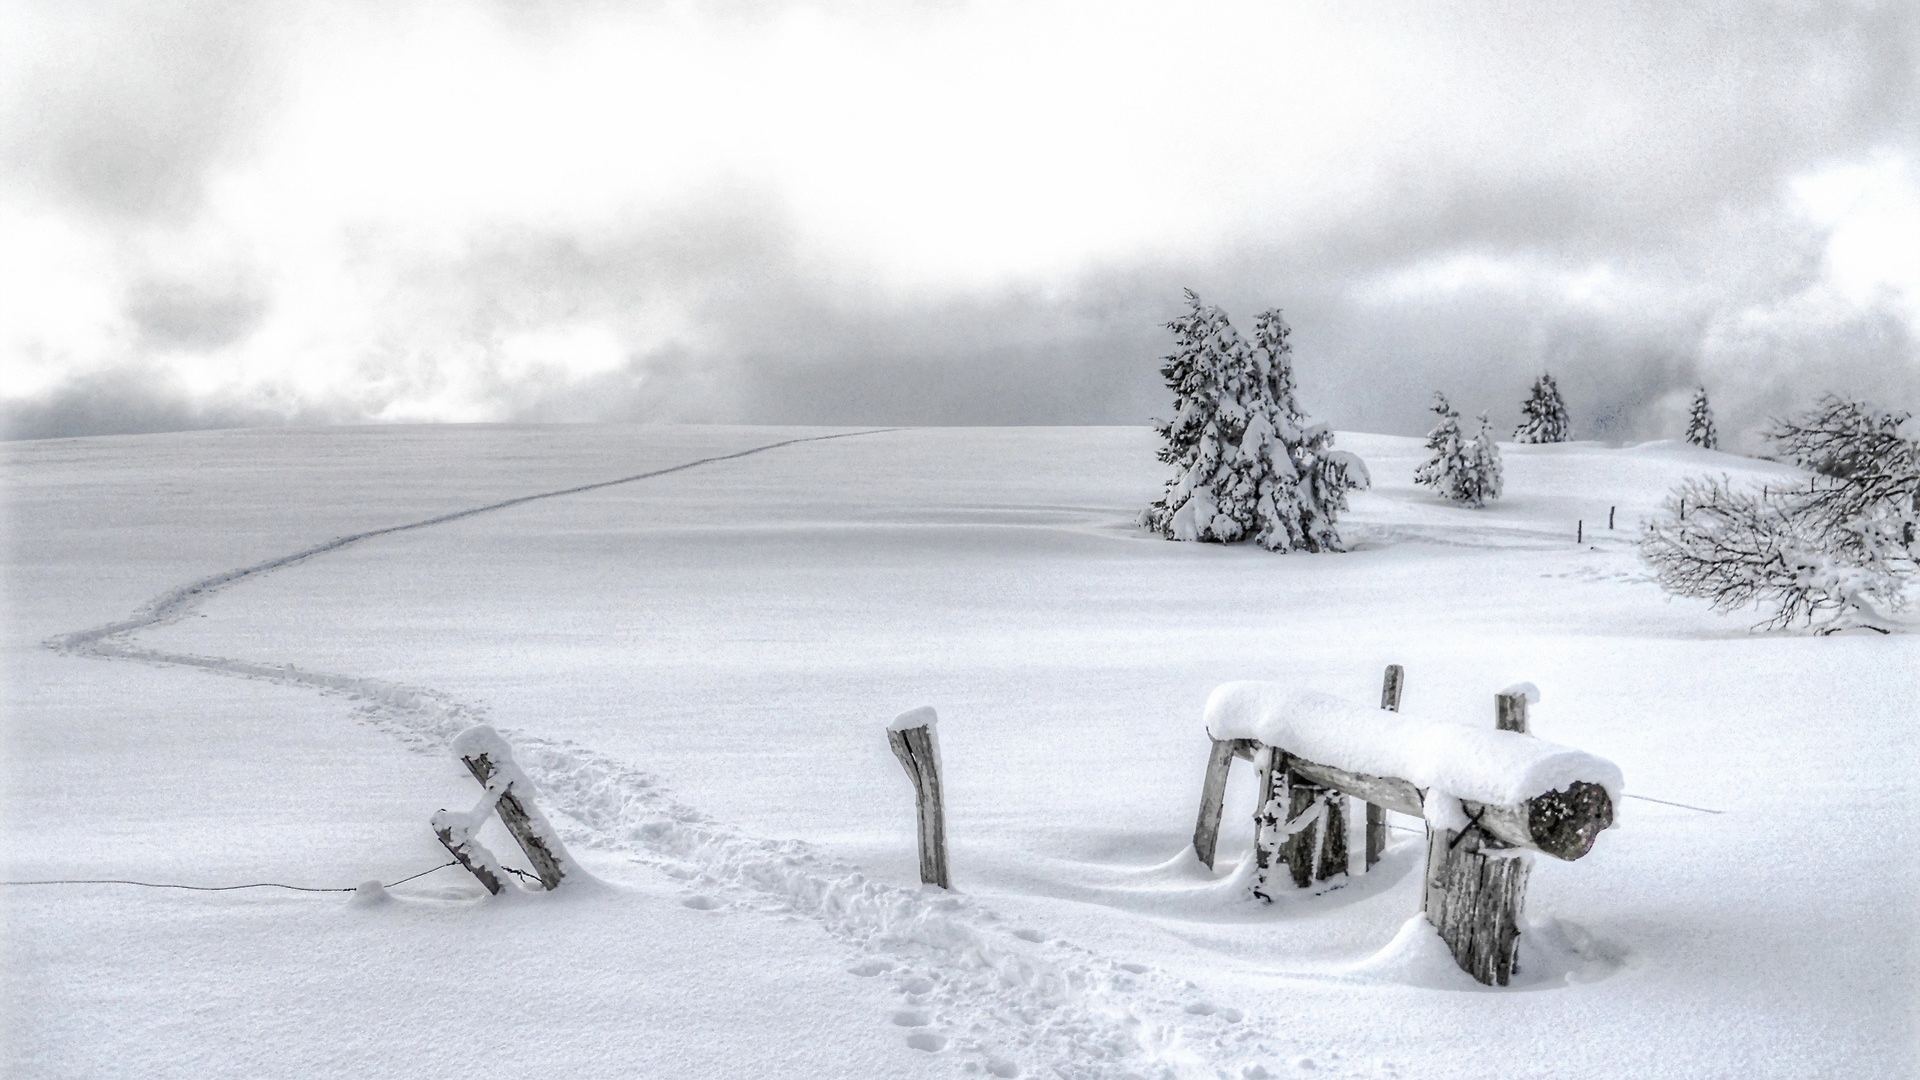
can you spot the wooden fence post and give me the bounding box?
[887,707,950,889]
[459,749,567,891]
[1192,737,1237,870]
[1421,688,1537,985]
[431,726,574,895]
[1367,664,1404,868]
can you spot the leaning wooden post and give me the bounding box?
[431,726,575,894]
[1192,737,1238,870]
[1367,664,1404,868]
[886,706,950,889]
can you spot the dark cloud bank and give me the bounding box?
[4,0,1917,447]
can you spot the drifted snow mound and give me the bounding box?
[1341,915,1623,991]
[1205,683,1622,807]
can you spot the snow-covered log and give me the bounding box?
[1204,683,1619,860]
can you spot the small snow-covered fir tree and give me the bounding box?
[1641,395,1918,632]
[1415,395,1501,508]
[1514,373,1571,444]
[1686,387,1718,450]
[1462,413,1504,507]
[1144,291,1369,552]
[1415,393,1466,494]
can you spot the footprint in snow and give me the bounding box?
[891,1009,930,1027]
[1118,962,1149,974]
[899,975,935,995]
[847,959,892,977]
[906,1032,948,1053]
[682,895,722,911]
[985,1058,1021,1078]
[1011,928,1045,943]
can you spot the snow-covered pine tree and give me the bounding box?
[1514,373,1571,443]
[1144,292,1369,551]
[1462,413,1504,508]
[1415,397,1502,508]
[1143,290,1227,538]
[1686,387,1718,449]
[1415,393,1469,498]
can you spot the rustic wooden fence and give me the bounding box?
[1192,668,1619,985]
[432,726,576,894]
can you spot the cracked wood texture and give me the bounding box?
[461,751,567,891]
[887,723,950,889]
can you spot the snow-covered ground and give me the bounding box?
[3,424,1914,1079]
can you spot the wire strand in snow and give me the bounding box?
[1,860,462,893]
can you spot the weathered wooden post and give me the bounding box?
[1192,736,1238,870]
[887,706,950,889]
[431,726,575,894]
[1420,683,1541,985]
[1367,664,1404,868]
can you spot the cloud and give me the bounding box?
[1,0,1916,447]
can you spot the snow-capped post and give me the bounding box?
[886,707,949,889]
[1366,664,1405,868]
[431,726,575,894]
[1199,681,1619,986]
[1496,687,1530,733]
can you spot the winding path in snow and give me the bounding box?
[45,427,1327,1080]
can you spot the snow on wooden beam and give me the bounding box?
[1204,683,1621,826]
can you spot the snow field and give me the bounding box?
[5,424,1915,1078]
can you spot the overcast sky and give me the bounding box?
[3,0,1916,447]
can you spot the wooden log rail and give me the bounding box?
[1190,669,1618,986]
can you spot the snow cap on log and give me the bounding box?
[888,705,939,732]
[1204,683,1621,807]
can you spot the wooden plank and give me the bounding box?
[1250,747,1282,901]
[1368,664,1404,868]
[1281,768,1320,889]
[1317,788,1349,881]
[433,819,503,895]
[888,724,950,889]
[1192,737,1237,870]
[461,751,566,891]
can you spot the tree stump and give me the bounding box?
[1422,690,1537,985]
[1422,820,1531,986]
